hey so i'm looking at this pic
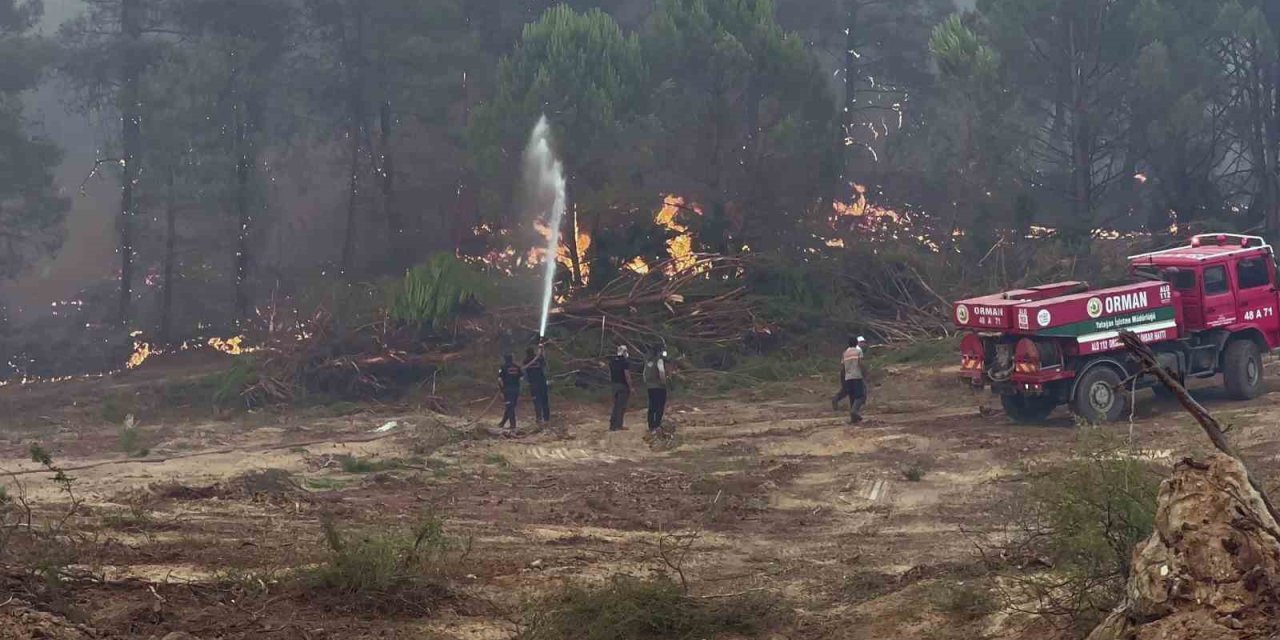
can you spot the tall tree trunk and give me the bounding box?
[118,0,142,326]
[380,100,400,267]
[341,0,367,274]
[160,166,176,344]
[1266,49,1280,239]
[234,106,252,322]
[340,127,361,275]
[1067,19,1094,247]
[452,69,472,254]
[839,0,859,192]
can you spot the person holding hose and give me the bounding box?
[643,345,669,434]
[497,353,524,432]
[607,345,631,431]
[524,344,550,425]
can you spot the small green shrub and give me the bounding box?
[518,575,786,640]
[927,580,997,621]
[301,512,461,614]
[997,432,1162,636]
[388,253,490,331]
[211,357,263,409]
[337,455,406,474]
[483,453,510,467]
[902,465,926,482]
[100,394,137,424]
[117,421,148,458]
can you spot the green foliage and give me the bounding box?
[930,14,997,78]
[303,512,460,614]
[518,574,786,640]
[475,4,645,173]
[387,253,489,331]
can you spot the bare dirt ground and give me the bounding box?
[2,353,1279,639]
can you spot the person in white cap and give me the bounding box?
[830,336,868,423]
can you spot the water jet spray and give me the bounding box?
[521,116,566,339]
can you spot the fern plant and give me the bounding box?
[388,254,489,332]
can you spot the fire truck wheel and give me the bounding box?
[1224,340,1263,400]
[1071,366,1126,424]
[1000,394,1056,424]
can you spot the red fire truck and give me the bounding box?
[954,233,1279,423]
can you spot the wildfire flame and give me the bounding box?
[831,184,903,226]
[208,335,255,355]
[126,331,152,369]
[656,195,701,274]
[532,215,592,286]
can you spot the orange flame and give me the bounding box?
[532,212,592,287]
[208,335,256,355]
[126,331,152,369]
[656,195,702,274]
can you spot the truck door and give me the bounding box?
[1168,270,1201,328]
[1201,264,1237,328]
[1235,254,1280,343]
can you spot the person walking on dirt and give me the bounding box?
[831,336,857,410]
[836,336,868,423]
[643,345,669,433]
[607,345,631,431]
[524,345,550,425]
[497,354,524,432]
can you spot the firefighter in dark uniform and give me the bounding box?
[497,354,523,432]
[524,345,550,424]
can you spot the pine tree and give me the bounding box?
[0,0,67,279]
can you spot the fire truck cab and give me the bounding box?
[954,233,1280,423]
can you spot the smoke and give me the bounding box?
[520,115,566,338]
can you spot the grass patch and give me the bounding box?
[901,464,926,482]
[841,571,899,604]
[926,580,998,621]
[337,455,407,474]
[483,453,510,467]
[300,512,465,615]
[518,575,787,640]
[304,477,350,491]
[699,353,828,393]
[875,335,960,367]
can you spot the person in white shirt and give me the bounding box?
[830,336,868,423]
